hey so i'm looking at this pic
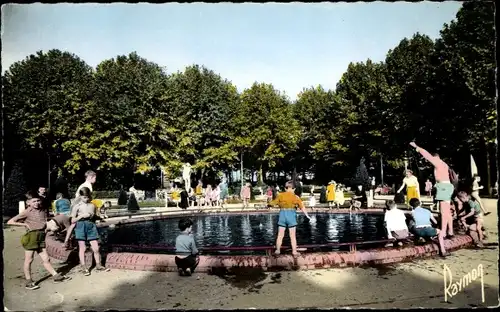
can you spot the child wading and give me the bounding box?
[175,218,200,276]
[268,181,311,257]
[7,191,71,290]
[71,187,110,275]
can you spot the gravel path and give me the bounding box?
[3,199,498,310]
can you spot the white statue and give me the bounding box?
[182,163,191,191]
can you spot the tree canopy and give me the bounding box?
[3,2,496,192]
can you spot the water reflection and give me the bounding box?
[106,213,385,249]
[241,214,252,245]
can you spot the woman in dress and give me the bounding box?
[397,170,420,206]
[326,181,336,209]
[204,184,213,208]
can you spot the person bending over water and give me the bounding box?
[384,200,410,246]
[409,198,446,255]
[268,181,311,257]
[456,191,485,247]
[410,142,453,256]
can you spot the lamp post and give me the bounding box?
[403,152,409,173]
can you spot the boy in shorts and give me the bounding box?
[409,198,447,256]
[175,218,200,276]
[7,191,71,290]
[46,214,72,242]
[268,181,311,257]
[384,200,410,246]
[71,187,109,275]
[456,191,485,247]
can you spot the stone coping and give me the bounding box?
[45,209,471,272]
[104,235,472,272]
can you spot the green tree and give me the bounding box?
[384,33,436,158]
[2,49,95,174]
[227,82,300,183]
[162,65,240,178]
[425,2,496,151]
[3,161,28,216]
[423,1,496,191]
[335,59,391,168]
[352,157,371,189]
[292,86,347,181]
[62,52,175,175]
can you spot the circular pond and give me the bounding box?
[45,209,474,272]
[101,212,402,254]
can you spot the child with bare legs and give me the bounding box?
[456,191,485,247]
[71,187,109,275]
[410,142,453,257]
[268,181,311,257]
[241,182,251,209]
[409,198,446,253]
[7,191,71,289]
[204,184,213,208]
[64,170,97,249]
[471,175,490,215]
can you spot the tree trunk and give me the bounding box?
[486,142,492,196]
[258,164,264,184]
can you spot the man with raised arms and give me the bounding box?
[410,142,453,256]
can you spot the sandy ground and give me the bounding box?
[3,199,499,310]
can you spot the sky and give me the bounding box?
[2,2,462,100]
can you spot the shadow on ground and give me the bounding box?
[4,199,499,310]
[34,249,499,310]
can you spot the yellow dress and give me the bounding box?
[91,199,103,216]
[172,191,180,201]
[327,184,336,202]
[404,176,420,204]
[195,186,203,196]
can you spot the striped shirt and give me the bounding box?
[22,207,48,231]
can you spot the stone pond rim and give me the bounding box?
[45,209,474,272]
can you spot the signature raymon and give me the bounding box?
[443,263,485,303]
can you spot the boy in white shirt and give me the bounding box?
[384,200,410,245]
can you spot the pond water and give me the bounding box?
[101,212,403,254]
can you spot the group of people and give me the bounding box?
[397,160,491,218]
[168,179,231,209]
[7,170,110,290]
[8,144,494,287]
[385,142,491,256]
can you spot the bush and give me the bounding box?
[117,189,128,205]
[127,193,140,211]
[3,161,27,216]
[319,186,327,203]
[93,190,120,199]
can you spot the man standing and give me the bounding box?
[410,142,453,256]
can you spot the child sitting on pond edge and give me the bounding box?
[175,218,200,276]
